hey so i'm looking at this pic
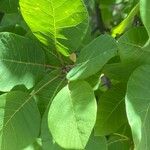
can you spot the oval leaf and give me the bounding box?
[48,81,97,149]
[37,71,66,149]
[19,0,88,56]
[0,91,41,150]
[0,32,45,91]
[126,65,150,150]
[67,34,118,81]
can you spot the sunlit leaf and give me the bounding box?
[112,3,139,37]
[48,81,97,149]
[19,0,88,56]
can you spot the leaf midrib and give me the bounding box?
[67,86,84,148]
[0,58,59,69]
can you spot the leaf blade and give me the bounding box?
[0,32,45,91]
[19,0,88,56]
[67,34,118,81]
[0,91,41,150]
[126,65,150,150]
[48,81,97,149]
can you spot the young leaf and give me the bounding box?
[19,0,88,56]
[48,81,97,149]
[111,3,139,37]
[0,32,45,91]
[0,91,41,150]
[126,65,150,150]
[67,34,118,81]
[95,84,127,136]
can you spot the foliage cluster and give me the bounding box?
[0,0,149,150]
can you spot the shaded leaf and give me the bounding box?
[0,91,41,150]
[0,32,45,91]
[95,84,127,136]
[86,134,108,150]
[0,0,19,13]
[0,25,26,35]
[102,63,137,83]
[108,134,132,150]
[118,26,149,64]
[23,138,42,150]
[0,13,28,32]
[33,70,66,115]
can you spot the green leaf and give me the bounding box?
[86,134,108,150]
[0,91,41,150]
[85,71,101,91]
[102,63,137,83]
[0,13,28,31]
[0,32,45,91]
[0,25,26,35]
[1,13,20,26]
[0,13,27,35]
[118,26,149,64]
[23,138,42,150]
[34,70,66,115]
[39,73,67,150]
[107,122,133,150]
[67,34,118,81]
[111,3,139,37]
[140,0,150,51]
[19,0,88,56]
[48,81,97,149]
[95,84,127,136]
[140,0,150,38]
[0,0,19,13]
[41,110,63,150]
[11,85,29,93]
[108,134,132,150]
[125,65,150,150]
